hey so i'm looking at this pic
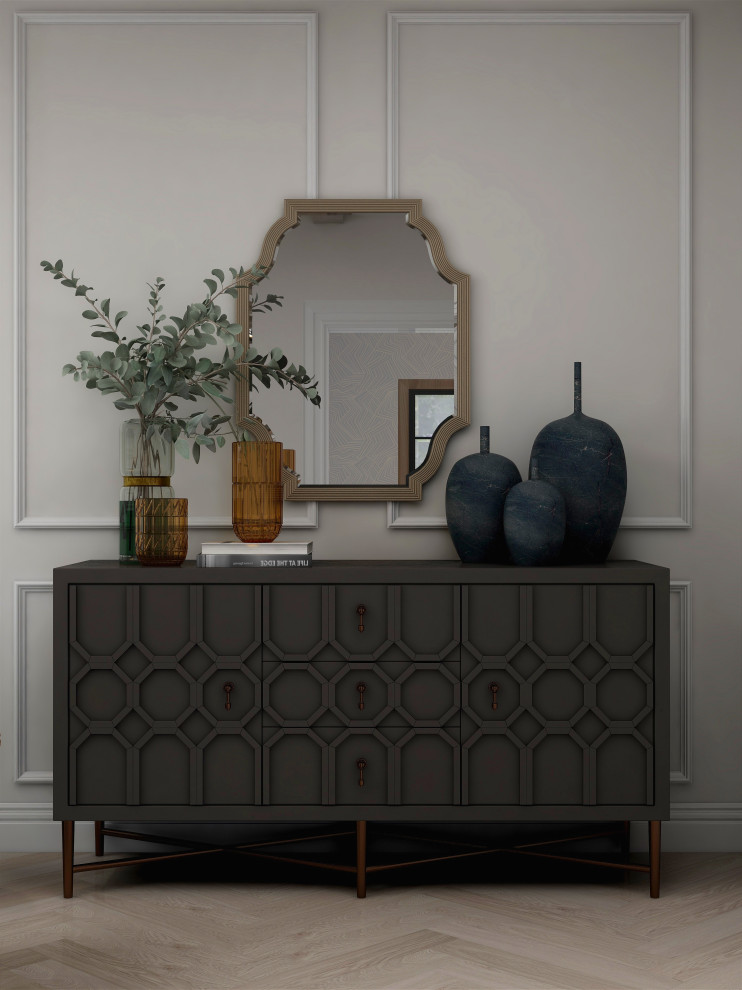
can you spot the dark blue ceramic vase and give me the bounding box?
[503,471,566,566]
[445,426,522,563]
[529,363,627,564]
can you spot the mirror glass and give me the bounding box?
[240,202,469,499]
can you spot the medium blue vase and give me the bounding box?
[529,363,627,564]
[445,426,522,563]
[504,472,566,566]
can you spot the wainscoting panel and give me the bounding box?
[14,582,53,783]
[670,581,692,784]
[387,12,690,530]
[15,12,318,530]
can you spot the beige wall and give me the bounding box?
[1,1,741,849]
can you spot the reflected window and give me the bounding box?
[397,379,454,482]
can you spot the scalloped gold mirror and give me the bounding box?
[237,199,469,500]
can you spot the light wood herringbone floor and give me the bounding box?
[0,851,740,990]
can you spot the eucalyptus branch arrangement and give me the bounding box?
[41,259,320,464]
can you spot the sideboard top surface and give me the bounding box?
[55,559,670,586]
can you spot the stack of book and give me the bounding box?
[196,541,312,568]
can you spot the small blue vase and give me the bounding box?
[445,426,522,563]
[503,469,566,566]
[530,363,627,564]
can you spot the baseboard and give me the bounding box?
[1,804,740,853]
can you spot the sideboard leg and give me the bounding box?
[94,820,104,857]
[62,821,74,898]
[649,820,661,898]
[621,820,631,882]
[356,820,367,898]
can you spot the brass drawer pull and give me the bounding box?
[489,682,499,711]
[356,682,366,711]
[223,682,234,711]
[356,605,367,632]
[357,758,367,787]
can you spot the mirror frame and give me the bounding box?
[236,199,470,500]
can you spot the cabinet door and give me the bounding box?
[461,584,654,806]
[68,583,262,806]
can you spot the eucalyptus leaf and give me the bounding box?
[47,257,321,462]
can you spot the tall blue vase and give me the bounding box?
[445,426,522,563]
[529,363,626,564]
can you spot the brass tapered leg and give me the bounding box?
[356,821,367,898]
[62,821,74,898]
[649,820,661,898]
[95,820,104,857]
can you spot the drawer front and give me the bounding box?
[462,584,654,806]
[263,658,460,728]
[68,583,262,806]
[263,584,459,663]
[262,728,393,806]
[262,725,459,806]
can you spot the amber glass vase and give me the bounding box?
[232,440,283,542]
[135,497,188,566]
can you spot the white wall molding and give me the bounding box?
[0,803,53,823]
[670,581,692,784]
[14,581,53,784]
[387,11,691,531]
[13,11,318,530]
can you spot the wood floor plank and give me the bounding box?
[0,852,739,990]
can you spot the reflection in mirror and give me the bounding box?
[238,200,469,500]
[251,214,455,485]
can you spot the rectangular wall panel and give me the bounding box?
[388,14,690,530]
[15,13,317,530]
[15,583,53,783]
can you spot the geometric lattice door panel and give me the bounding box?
[68,584,262,806]
[262,724,460,806]
[263,584,460,665]
[462,585,654,806]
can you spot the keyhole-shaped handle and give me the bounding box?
[357,758,367,787]
[356,682,366,711]
[223,682,234,711]
[489,682,499,711]
[357,605,366,633]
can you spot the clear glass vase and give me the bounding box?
[119,419,175,562]
[232,440,283,542]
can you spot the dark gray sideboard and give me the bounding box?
[53,559,669,897]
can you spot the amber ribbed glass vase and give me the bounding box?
[135,497,188,566]
[232,440,283,542]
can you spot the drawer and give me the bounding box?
[263,584,459,662]
[262,728,393,806]
[262,726,459,806]
[263,659,460,728]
